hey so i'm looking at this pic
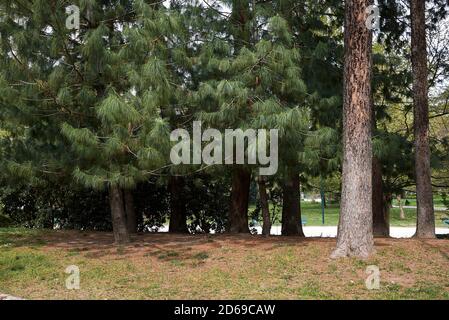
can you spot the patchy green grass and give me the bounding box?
[0,228,48,247]
[0,228,448,300]
[193,251,209,260]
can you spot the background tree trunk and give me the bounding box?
[109,185,130,244]
[258,176,271,236]
[124,189,137,234]
[372,158,389,237]
[397,194,405,219]
[332,0,373,258]
[169,176,188,233]
[370,17,389,238]
[281,170,305,236]
[228,168,250,233]
[410,0,435,238]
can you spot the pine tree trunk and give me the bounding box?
[369,15,389,238]
[281,169,305,236]
[226,0,251,235]
[109,185,130,244]
[228,168,250,233]
[231,0,251,51]
[331,0,373,258]
[258,176,271,236]
[168,176,188,233]
[410,0,435,238]
[372,157,389,237]
[124,189,137,234]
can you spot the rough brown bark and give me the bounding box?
[281,170,305,237]
[331,0,374,258]
[123,189,137,234]
[228,168,250,233]
[109,185,130,244]
[231,0,251,51]
[410,0,435,238]
[258,176,271,236]
[372,158,390,237]
[168,176,189,233]
[226,1,251,234]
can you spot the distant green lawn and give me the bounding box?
[392,196,447,207]
[251,201,449,227]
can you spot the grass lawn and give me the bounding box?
[251,202,449,227]
[392,196,447,207]
[0,228,448,299]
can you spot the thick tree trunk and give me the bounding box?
[124,189,137,234]
[226,1,251,234]
[281,170,305,237]
[410,0,435,238]
[168,176,188,233]
[372,157,390,237]
[228,168,250,233]
[258,176,271,236]
[331,0,373,258]
[109,185,130,244]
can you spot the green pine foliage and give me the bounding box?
[0,0,184,190]
[1,0,447,233]
[0,0,343,210]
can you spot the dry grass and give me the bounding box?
[0,228,448,300]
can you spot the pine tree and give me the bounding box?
[410,0,435,238]
[270,0,343,236]
[226,0,252,234]
[0,0,181,243]
[193,10,314,235]
[331,0,374,258]
[371,40,389,237]
[189,0,254,234]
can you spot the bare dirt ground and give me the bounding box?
[1,229,448,299]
